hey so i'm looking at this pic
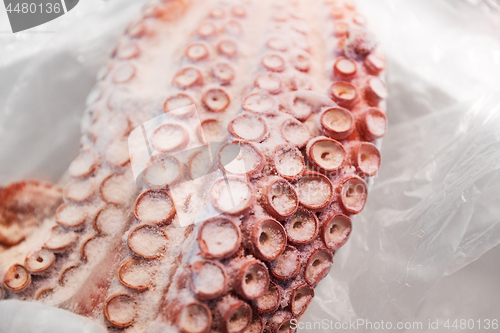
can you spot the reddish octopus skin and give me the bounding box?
[0,0,387,332]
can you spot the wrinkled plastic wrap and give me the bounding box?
[0,0,148,184]
[0,300,106,333]
[1,0,500,332]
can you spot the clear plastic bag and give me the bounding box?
[0,300,106,333]
[0,0,147,185]
[1,0,500,332]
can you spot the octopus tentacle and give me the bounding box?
[0,181,62,249]
[0,0,387,332]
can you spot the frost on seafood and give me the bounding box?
[0,0,387,332]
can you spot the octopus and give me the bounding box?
[0,0,388,332]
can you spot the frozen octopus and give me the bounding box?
[0,0,388,332]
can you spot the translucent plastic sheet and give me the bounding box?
[0,300,106,333]
[0,0,148,184]
[1,0,500,332]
